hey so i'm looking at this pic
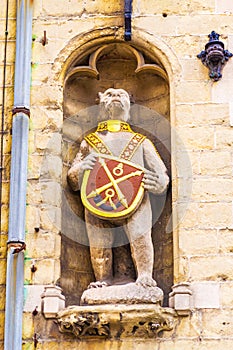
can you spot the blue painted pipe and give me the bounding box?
[4,1,33,349]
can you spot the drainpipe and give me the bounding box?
[4,1,33,349]
[124,0,132,41]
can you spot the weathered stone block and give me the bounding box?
[26,205,40,233]
[0,0,16,18]
[176,15,220,35]
[199,151,232,176]
[0,42,15,63]
[202,309,233,337]
[0,65,14,85]
[1,204,9,232]
[22,343,34,350]
[30,107,63,131]
[216,1,233,13]
[0,286,6,311]
[30,85,63,108]
[190,256,233,281]
[174,310,201,338]
[22,312,34,339]
[176,81,211,103]
[180,58,205,81]
[174,151,198,177]
[31,63,52,85]
[212,78,233,103]
[165,35,203,58]
[85,0,123,14]
[27,154,44,180]
[40,206,61,232]
[24,285,45,312]
[26,232,56,259]
[191,282,220,309]
[40,181,61,207]
[1,182,9,205]
[218,229,233,253]
[40,155,62,182]
[134,17,178,36]
[34,132,54,152]
[176,126,214,150]
[41,0,83,16]
[31,39,66,65]
[24,258,55,285]
[0,311,5,341]
[178,202,232,229]
[179,229,218,255]
[176,103,229,127]
[26,182,42,205]
[230,102,233,126]
[0,234,7,259]
[159,340,200,350]
[220,281,233,307]
[139,0,214,15]
[191,178,233,201]
[215,126,233,149]
[176,256,189,282]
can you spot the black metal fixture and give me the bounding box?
[124,0,132,41]
[197,31,233,81]
[41,30,48,46]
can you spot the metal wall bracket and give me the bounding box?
[197,31,233,81]
[124,0,132,41]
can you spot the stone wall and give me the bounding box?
[0,0,233,349]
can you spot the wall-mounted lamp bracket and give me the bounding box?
[197,31,232,81]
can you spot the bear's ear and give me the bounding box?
[98,92,103,100]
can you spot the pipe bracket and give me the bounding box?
[7,241,26,254]
[12,106,30,117]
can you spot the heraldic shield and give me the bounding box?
[81,155,145,219]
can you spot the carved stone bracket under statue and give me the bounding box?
[57,304,175,339]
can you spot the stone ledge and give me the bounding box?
[56,304,175,339]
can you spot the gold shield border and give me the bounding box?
[81,154,145,219]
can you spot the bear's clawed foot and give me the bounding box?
[136,275,157,288]
[88,280,110,289]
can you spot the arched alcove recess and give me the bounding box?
[60,40,173,306]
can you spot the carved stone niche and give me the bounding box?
[61,43,173,308]
[57,304,175,339]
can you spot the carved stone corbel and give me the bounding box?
[56,304,175,339]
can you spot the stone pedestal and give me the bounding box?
[81,283,164,305]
